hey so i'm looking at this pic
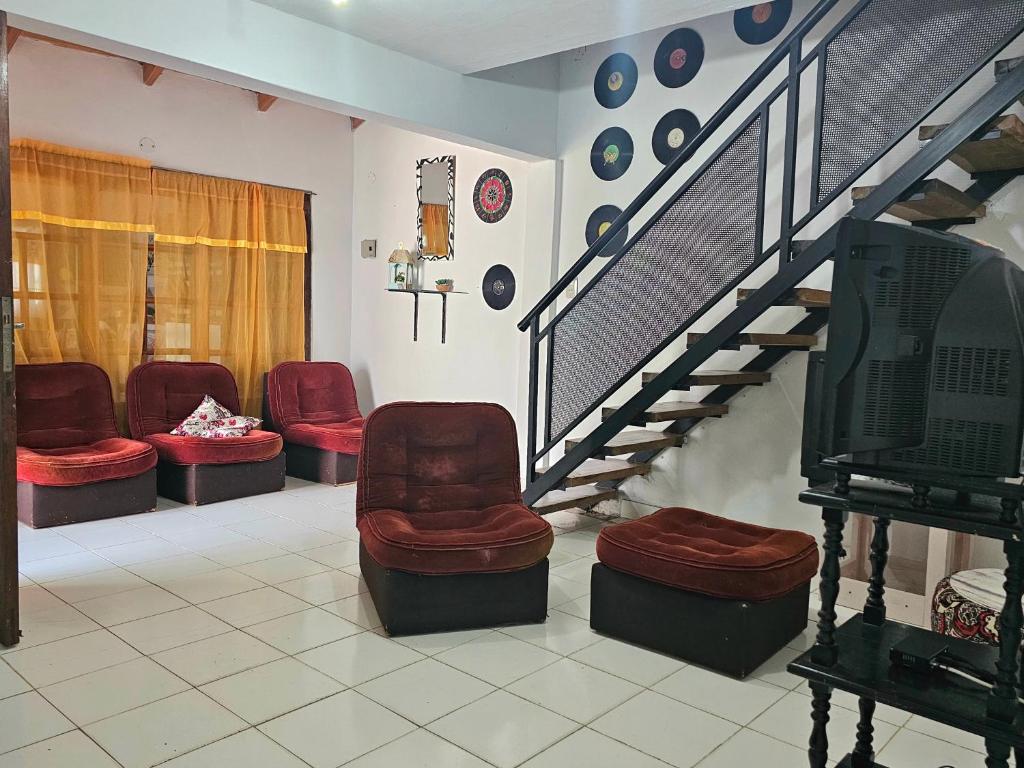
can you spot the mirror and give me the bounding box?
[417,156,455,260]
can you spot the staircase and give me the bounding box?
[521,0,1024,513]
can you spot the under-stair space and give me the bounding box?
[522,15,1024,515]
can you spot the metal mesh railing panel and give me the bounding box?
[816,0,1024,203]
[548,118,762,438]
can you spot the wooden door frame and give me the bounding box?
[0,11,17,648]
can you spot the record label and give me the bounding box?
[734,0,792,45]
[586,205,628,258]
[652,109,701,165]
[594,52,638,109]
[654,28,704,88]
[590,127,634,181]
[482,264,516,310]
[473,169,513,223]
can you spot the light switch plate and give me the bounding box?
[361,239,377,259]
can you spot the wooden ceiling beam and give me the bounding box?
[256,93,278,112]
[7,27,20,53]
[141,63,164,86]
[12,28,117,58]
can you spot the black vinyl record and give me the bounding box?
[586,205,628,258]
[654,28,704,88]
[482,264,516,310]
[590,127,634,181]
[652,109,702,165]
[594,52,638,109]
[734,1,792,45]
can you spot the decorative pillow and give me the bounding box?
[171,395,261,438]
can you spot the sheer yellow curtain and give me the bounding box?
[11,140,152,427]
[152,170,306,416]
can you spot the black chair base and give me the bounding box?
[284,442,357,485]
[590,562,810,678]
[17,469,157,528]
[157,453,286,505]
[360,542,549,636]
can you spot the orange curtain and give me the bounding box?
[421,203,449,257]
[10,140,152,427]
[151,170,306,416]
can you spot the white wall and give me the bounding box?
[8,36,354,363]
[350,122,558,454]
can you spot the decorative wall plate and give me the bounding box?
[654,28,704,88]
[482,264,516,310]
[652,109,702,165]
[473,169,513,223]
[734,1,792,45]
[594,52,638,109]
[586,205,628,258]
[590,127,634,181]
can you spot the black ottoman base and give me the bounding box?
[360,542,549,636]
[157,453,286,505]
[17,469,158,529]
[590,562,809,679]
[283,442,357,485]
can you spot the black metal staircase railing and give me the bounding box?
[519,0,1024,506]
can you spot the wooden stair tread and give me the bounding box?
[540,458,650,487]
[603,400,730,423]
[920,114,1024,174]
[852,179,985,222]
[737,286,831,308]
[532,485,619,514]
[642,369,772,387]
[687,332,817,348]
[566,429,682,456]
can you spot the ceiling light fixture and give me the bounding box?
[332,0,347,5]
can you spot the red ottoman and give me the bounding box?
[591,507,819,678]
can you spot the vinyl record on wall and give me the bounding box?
[585,205,629,258]
[652,109,702,165]
[473,169,513,223]
[594,52,638,109]
[654,28,704,88]
[482,264,516,310]
[734,1,792,45]
[590,127,634,181]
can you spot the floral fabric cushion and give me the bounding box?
[170,395,261,439]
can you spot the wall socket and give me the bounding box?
[361,239,377,259]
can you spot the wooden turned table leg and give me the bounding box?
[812,507,847,667]
[850,697,876,768]
[808,681,832,768]
[863,517,890,626]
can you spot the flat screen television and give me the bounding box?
[807,217,1024,479]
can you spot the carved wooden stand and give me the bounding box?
[790,468,1024,768]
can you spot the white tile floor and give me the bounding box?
[2,481,992,767]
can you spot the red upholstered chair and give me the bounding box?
[16,363,157,528]
[591,507,819,678]
[265,361,363,485]
[357,402,554,635]
[126,361,285,505]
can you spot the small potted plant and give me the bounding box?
[435,278,455,293]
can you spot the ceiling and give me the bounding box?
[251,0,755,74]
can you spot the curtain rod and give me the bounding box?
[152,165,317,196]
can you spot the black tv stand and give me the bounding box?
[789,469,1024,767]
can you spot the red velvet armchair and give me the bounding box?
[357,402,553,635]
[127,361,285,505]
[265,361,363,484]
[16,363,157,527]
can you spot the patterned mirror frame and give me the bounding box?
[416,155,456,261]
